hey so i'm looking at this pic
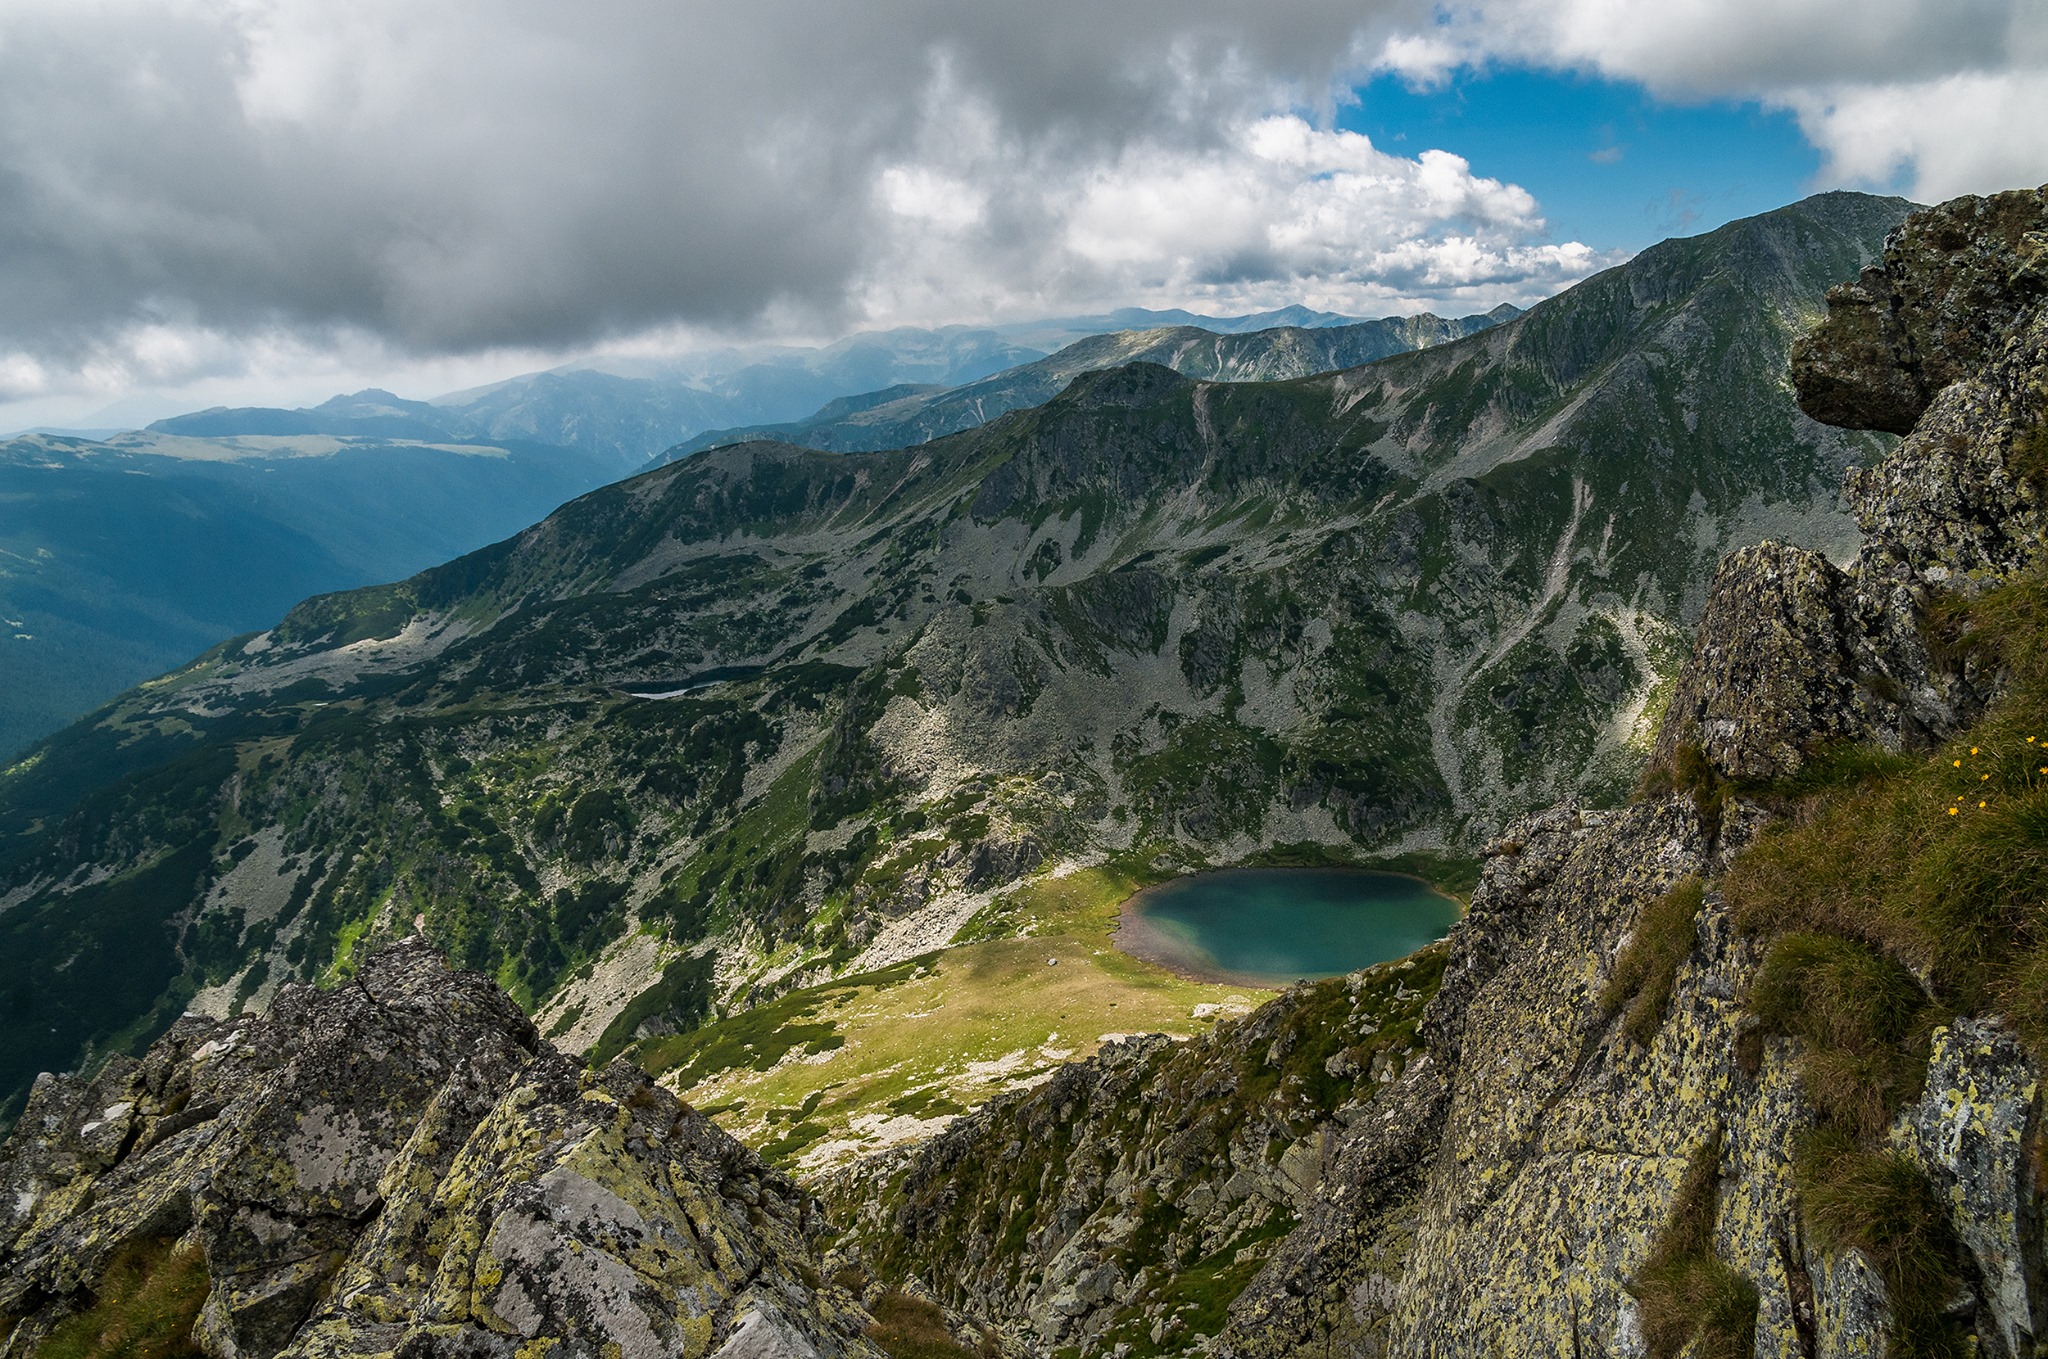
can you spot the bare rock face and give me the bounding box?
[1649,543,1863,781]
[0,939,877,1359]
[289,1054,871,1359]
[1792,186,2048,435]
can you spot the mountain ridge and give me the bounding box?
[662,308,1520,459]
[0,305,1512,758]
[134,305,1435,468]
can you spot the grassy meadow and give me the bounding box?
[632,861,1269,1169]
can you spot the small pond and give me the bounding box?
[1115,867,1462,986]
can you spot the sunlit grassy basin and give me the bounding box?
[636,863,1268,1172]
[636,857,1468,1174]
[1117,868,1464,986]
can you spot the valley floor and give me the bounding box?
[642,863,1270,1169]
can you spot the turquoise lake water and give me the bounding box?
[1116,868,1462,985]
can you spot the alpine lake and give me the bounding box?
[1115,867,1463,986]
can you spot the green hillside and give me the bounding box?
[0,434,620,759]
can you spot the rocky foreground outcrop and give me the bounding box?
[0,938,877,1359]
[1658,186,2048,781]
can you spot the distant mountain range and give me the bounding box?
[663,307,1520,458]
[0,431,618,759]
[90,306,1397,465]
[0,306,1471,758]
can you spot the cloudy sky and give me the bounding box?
[1,0,2042,429]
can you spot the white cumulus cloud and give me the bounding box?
[859,115,1608,324]
[1376,0,2048,202]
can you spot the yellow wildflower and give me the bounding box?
[1972,747,1981,755]
[1949,807,1959,815]
[1954,759,1963,767]
[1980,800,1988,808]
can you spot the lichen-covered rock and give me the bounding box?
[1892,1019,2041,1357]
[1649,542,1863,781]
[285,1054,874,1359]
[1,940,539,1357]
[1202,189,2048,1358]
[0,940,878,1359]
[1792,185,2048,434]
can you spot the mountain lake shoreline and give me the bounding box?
[1113,866,1466,987]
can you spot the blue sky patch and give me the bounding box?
[1341,67,1829,252]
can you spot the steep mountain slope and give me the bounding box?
[0,191,1904,1126]
[0,432,617,760]
[828,185,2048,1359]
[668,308,1518,457]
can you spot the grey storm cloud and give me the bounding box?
[0,0,2040,378]
[0,1,1425,359]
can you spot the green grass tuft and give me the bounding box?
[1796,1127,1970,1359]
[33,1235,209,1359]
[1600,876,1704,1045]
[1748,933,1937,1140]
[1641,742,1729,843]
[865,1291,988,1359]
[1628,1131,1760,1359]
